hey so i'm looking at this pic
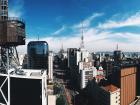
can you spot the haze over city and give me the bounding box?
[8,0,140,53]
[1,0,140,105]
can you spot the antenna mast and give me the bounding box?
[80,22,85,49]
[116,44,119,50]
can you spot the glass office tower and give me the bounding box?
[27,41,49,69]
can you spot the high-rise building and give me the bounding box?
[120,66,136,105]
[0,0,8,20]
[102,61,114,78]
[137,64,140,96]
[76,49,90,65]
[97,84,120,105]
[113,45,123,63]
[78,58,93,73]
[86,80,120,105]
[0,69,47,105]
[80,67,97,89]
[48,51,53,82]
[27,41,49,69]
[67,48,77,68]
[111,66,137,105]
[114,50,122,62]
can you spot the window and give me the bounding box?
[1,6,7,10]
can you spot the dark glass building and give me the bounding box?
[114,50,122,63]
[67,48,77,68]
[27,41,49,69]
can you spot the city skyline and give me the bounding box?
[9,0,140,53]
[1,1,140,105]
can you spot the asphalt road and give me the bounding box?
[54,68,78,105]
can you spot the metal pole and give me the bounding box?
[8,72,10,105]
[7,48,10,105]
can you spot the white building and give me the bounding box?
[86,79,120,105]
[62,52,67,59]
[48,51,53,82]
[47,84,56,105]
[78,50,96,89]
[48,95,56,105]
[79,60,92,71]
[101,84,120,105]
[97,66,104,76]
[80,67,97,89]
[0,69,47,105]
[76,48,90,65]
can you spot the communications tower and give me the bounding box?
[0,0,26,105]
[0,0,26,73]
[80,23,85,49]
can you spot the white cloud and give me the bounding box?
[17,30,140,54]
[17,36,80,54]
[98,11,140,29]
[73,13,104,28]
[52,25,66,35]
[9,0,25,18]
[17,12,140,54]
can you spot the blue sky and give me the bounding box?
[9,0,140,52]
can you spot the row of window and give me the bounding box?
[115,100,120,104]
[0,11,7,16]
[0,15,6,20]
[1,5,7,10]
[1,1,7,5]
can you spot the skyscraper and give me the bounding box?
[111,65,137,105]
[113,45,123,63]
[0,0,8,20]
[27,41,49,69]
[67,48,77,68]
[48,51,53,82]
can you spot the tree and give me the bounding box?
[56,95,65,105]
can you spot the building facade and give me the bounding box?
[86,80,120,105]
[120,66,136,105]
[80,67,97,89]
[114,50,122,63]
[48,51,53,82]
[27,41,49,69]
[0,69,47,105]
[67,48,77,68]
[76,48,90,65]
[78,58,93,72]
[111,66,137,105]
[101,85,120,105]
[0,0,8,20]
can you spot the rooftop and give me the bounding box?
[0,69,47,79]
[102,84,119,93]
[96,75,105,79]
